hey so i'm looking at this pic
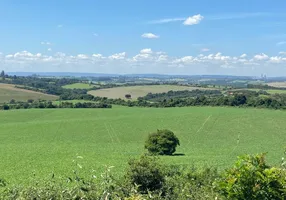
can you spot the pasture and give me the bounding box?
[0,83,58,103]
[0,106,285,184]
[62,83,96,89]
[88,85,212,99]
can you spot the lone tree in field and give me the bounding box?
[125,94,131,99]
[145,129,180,155]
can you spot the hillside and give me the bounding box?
[0,83,58,103]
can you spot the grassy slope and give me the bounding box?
[0,84,58,103]
[62,83,95,89]
[88,85,213,99]
[0,107,285,183]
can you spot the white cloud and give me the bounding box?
[253,53,269,60]
[109,52,126,60]
[2,50,286,76]
[148,18,185,24]
[140,48,153,54]
[277,41,286,46]
[183,14,204,25]
[201,48,210,52]
[279,52,286,55]
[92,54,103,58]
[41,42,52,45]
[240,54,247,58]
[141,33,159,39]
[77,54,89,59]
[47,48,52,52]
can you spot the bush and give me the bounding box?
[3,104,10,110]
[216,153,286,199]
[125,155,165,193]
[145,129,180,155]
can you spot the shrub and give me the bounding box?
[145,129,180,155]
[3,104,10,110]
[216,153,286,199]
[125,155,165,193]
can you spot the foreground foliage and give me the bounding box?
[216,154,286,199]
[1,153,285,199]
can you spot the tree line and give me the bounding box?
[0,100,112,110]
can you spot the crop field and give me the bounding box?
[62,83,97,89]
[268,82,286,88]
[88,85,212,99]
[0,106,285,184]
[0,83,58,103]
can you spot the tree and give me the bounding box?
[125,94,131,99]
[145,129,180,155]
[0,70,5,80]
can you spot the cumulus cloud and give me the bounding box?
[253,53,269,60]
[183,14,204,25]
[140,48,153,54]
[279,51,286,55]
[240,54,247,58]
[141,33,159,39]
[1,50,286,76]
[47,48,52,52]
[109,52,126,60]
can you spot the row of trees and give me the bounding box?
[0,100,112,110]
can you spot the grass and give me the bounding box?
[88,85,213,99]
[245,88,286,94]
[0,106,285,184]
[62,83,97,89]
[0,83,58,103]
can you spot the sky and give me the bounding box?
[0,0,286,76]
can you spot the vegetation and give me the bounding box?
[0,100,112,110]
[145,129,180,155]
[0,152,285,199]
[0,106,285,184]
[216,154,286,199]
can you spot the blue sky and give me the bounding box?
[0,0,286,76]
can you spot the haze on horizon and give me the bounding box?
[0,0,286,76]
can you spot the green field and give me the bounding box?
[0,83,58,103]
[62,83,96,89]
[0,106,285,184]
[88,85,212,99]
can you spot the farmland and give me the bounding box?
[88,85,212,99]
[0,83,58,103]
[0,106,285,184]
[268,82,286,88]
